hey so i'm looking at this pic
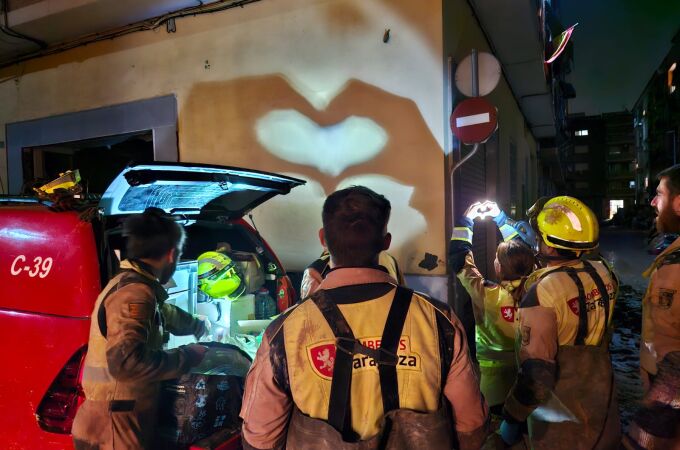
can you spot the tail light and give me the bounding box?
[276,275,296,312]
[36,346,87,434]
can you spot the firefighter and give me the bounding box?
[300,249,406,299]
[501,196,621,450]
[240,186,488,450]
[72,208,210,450]
[449,201,537,412]
[624,165,680,449]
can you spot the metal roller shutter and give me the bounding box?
[453,143,491,361]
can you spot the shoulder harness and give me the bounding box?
[536,261,613,346]
[310,286,415,441]
[97,271,160,338]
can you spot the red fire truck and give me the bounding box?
[0,163,304,449]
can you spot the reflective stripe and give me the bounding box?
[198,258,237,280]
[450,227,473,244]
[478,357,515,368]
[499,224,519,242]
[82,365,114,383]
[545,233,597,249]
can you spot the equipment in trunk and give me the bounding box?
[157,343,252,449]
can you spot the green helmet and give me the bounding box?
[197,251,245,300]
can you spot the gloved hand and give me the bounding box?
[499,420,523,446]
[480,201,501,220]
[182,344,209,367]
[194,315,212,340]
[464,202,484,221]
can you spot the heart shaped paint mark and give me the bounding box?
[255,110,388,177]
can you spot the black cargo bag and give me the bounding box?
[157,342,253,448]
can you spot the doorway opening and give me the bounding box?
[609,199,624,220]
[20,131,154,196]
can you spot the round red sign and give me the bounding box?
[450,97,498,144]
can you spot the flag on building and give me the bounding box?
[545,23,578,64]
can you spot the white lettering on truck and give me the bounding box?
[10,255,53,278]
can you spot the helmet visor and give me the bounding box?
[527,197,550,234]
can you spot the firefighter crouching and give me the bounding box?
[449,201,537,412]
[300,249,406,299]
[501,196,621,450]
[624,165,680,449]
[72,208,210,450]
[240,186,489,450]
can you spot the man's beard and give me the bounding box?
[655,206,680,234]
[159,259,178,285]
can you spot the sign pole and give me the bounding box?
[471,48,479,97]
[451,48,500,171]
[452,49,482,172]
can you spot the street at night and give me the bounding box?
[600,229,654,431]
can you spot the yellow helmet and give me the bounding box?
[197,251,245,300]
[533,196,599,251]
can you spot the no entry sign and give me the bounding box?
[450,97,498,144]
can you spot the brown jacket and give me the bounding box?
[240,267,488,450]
[640,237,680,376]
[72,260,204,449]
[624,238,680,449]
[504,259,620,450]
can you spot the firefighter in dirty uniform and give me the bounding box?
[501,196,621,450]
[72,208,210,450]
[449,201,537,413]
[300,249,406,299]
[624,165,680,450]
[240,186,489,450]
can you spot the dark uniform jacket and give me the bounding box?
[72,259,205,449]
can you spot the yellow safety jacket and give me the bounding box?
[504,259,621,450]
[456,252,522,357]
[282,288,444,439]
[450,227,525,407]
[449,215,525,359]
[300,251,405,299]
[240,267,489,450]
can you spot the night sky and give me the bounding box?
[562,0,680,115]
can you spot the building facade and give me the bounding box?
[604,112,636,217]
[561,112,635,221]
[0,0,571,310]
[633,29,680,204]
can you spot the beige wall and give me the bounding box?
[0,0,447,274]
[0,0,537,274]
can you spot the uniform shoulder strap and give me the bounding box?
[309,289,358,440]
[307,254,331,275]
[540,262,613,346]
[96,271,157,338]
[662,248,680,266]
[377,287,412,415]
[582,261,613,334]
[310,286,413,441]
[559,267,589,346]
